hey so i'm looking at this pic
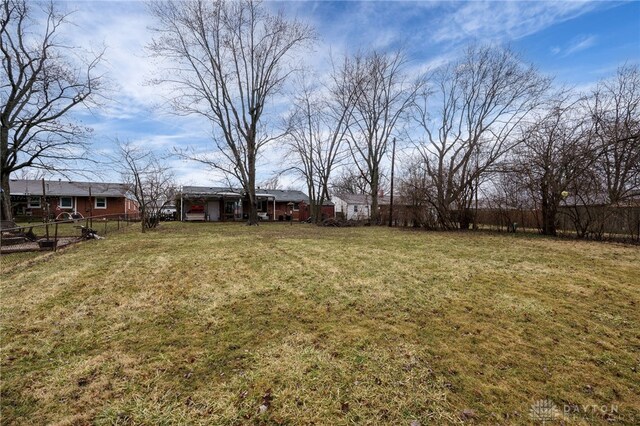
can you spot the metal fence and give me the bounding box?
[1,213,141,260]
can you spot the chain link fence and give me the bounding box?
[1,214,140,272]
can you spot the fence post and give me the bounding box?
[54,222,59,252]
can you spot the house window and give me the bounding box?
[353,205,358,213]
[258,200,267,212]
[95,197,107,209]
[60,197,73,209]
[293,202,299,211]
[28,197,41,208]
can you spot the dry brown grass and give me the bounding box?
[1,223,639,425]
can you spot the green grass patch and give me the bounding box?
[1,251,46,274]
[1,223,639,424]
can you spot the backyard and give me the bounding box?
[1,223,639,425]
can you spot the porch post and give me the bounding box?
[273,198,276,221]
[180,188,184,222]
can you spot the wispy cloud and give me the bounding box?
[551,34,598,57]
[565,34,598,55]
[430,1,599,45]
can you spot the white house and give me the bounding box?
[332,193,390,220]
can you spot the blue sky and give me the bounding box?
[44,0,640,187]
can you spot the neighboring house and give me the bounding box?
[332,193,390,220]
[180,186,334,222]
[9,179,139,220]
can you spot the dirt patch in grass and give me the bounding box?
[1,223,639,425]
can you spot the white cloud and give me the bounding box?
[564,34,597,56]
[549,34,598,57]
[430,1,598,45]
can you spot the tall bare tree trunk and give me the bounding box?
[247,152,258,225]
[1,172,11,221]
[370,169,380,223]
[540,182,557,236]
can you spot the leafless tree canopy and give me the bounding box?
[116,141,175,233]
[589,64,640,205]
[466,66,640,240]
[283,60,361,223]
[147,0,315,224]
[414,45,551,229]
[331,169,369,196]
[0,0,105,221]
[514,94,595,236]
[344,49,423,222]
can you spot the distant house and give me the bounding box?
[180,186,334,222]
[332,193,390,220]
[9,179,139,220]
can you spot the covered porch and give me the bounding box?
[180,188,277,222]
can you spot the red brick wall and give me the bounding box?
[273,201,302,221]
[24,196,137,219]
[271,201,335,221]
[298,202,334,221]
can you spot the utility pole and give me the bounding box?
[388,137,396,227]
[88,186,93,228]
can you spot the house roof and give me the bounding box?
[9,179,131,198]
[181,186,331,204]
[562,191,640,207]
[181,186,242,199]
[264,189,310,203]
[333,193,391,205]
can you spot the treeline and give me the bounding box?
[142,1,639,232]
[2,0,638,237]
[393,64,639,240]
[284,44,638,239]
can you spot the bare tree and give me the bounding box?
[147,0,315,225]
[485,170,536,232]
[284,63,359,223]
[345,49,422,223]
[515,94,596,236]
[396,158,436,228]
[116,141,175,233]
[258,175,281,191]
[1,0,105,221]
[415,45,550,229]
[331,168,369,196]
[589,64,640,205]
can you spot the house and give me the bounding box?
[332,192,390,220]
[180,186,334,222]
[9,179,139,220]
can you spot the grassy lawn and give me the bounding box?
[1,223,638,425]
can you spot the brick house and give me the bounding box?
[180,186,334,222]
[9,179,139,221]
